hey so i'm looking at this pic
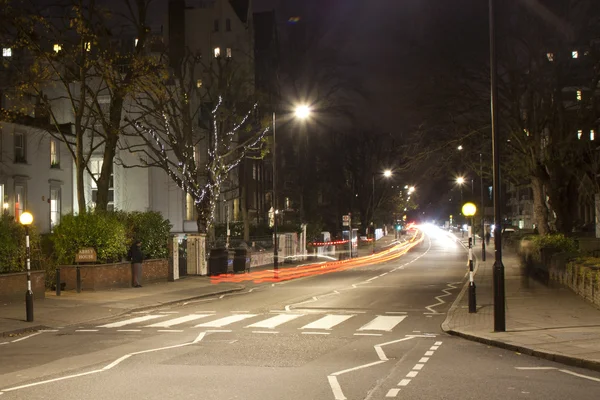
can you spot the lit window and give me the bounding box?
[185,193,197,220]
[50,139,60,167]
[572,50,578,58]
[578,130,583,140]
[15,184,25,220]
[523,129,530,136]
[214,47,221,58]
[134,38,139,47]
[226,19,231,31]
[226,48,232,58]
[3,48,11,57]
[591,130,596,141]
[285,197,291,209]
[577,90,582,101]
[85,42,91,51]
[546,53,554,62]
[50,188,61,231]
[196,79,203,88]
[53,44,62,53]
[90,159,114,210]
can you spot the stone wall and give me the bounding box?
[0,271,46,302]
[59,259,168,291]
[550,262,600,308]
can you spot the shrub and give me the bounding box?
[528,233,578,261]
[51,212,127,264]
[0,215,41,273]
[124,211,172,259]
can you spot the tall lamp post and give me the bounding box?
[20,211,34,322]
[480,153,486,261]
[272,105,311,278]
[462,202,477,313]
[371,169,393,253]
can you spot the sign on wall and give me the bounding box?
[75,248,97,263]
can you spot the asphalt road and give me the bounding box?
[2,227,600,399]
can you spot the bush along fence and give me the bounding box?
[550,258,600,308]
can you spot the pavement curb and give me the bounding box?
[0,285,245,337]
[444,328,600,373]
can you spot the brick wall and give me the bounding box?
[550,263,600,308]
[0,271,46,302]
[59,259,168,291]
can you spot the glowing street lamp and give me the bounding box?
[371,169,393,253]
[19,211,34,322]
[462,202,477,313]
[294,104,311,120]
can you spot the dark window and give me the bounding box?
[214,19,219,32]
[226,19,231,31]
[14,132,26,163]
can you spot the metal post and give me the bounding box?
[490,0,506,331]
[468,223,476,313]
[25,226,33,322]
[225,202,230,249]
[372,174,375,254]
[56,268,61,296]
[348,214,352,259]
[480,153,486,261]
[272,111,278,279]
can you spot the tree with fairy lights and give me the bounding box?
[125,50,270,235]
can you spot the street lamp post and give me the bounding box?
[371,169,392,254]
[480,153,486,261]
[272,105,311,278]
[19,211,34,322]
[462,202,477,313]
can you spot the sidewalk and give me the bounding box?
[443,235,600,372]
[1,233,403,337]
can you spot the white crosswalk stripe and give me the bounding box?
[358,315,406,331]
[98,315,163,328]
[195,314,257,328]
[146,314,212,328]
[300,314,355,330]
[245,314,304,329]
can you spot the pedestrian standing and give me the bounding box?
[129,240,144,288]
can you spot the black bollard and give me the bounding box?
[56,268,61,296]
[76,265,81,293]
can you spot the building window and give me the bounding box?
[90,159,114,210]
[50,139,60,167]
[591,130,596,141]
[577,90,582,101]
[546,53,554,62]
[2,48,11,57]
[15,184,25,220]
[134,38,139,47]
[185,193,197,221]
[50,187,61,231]
[214,47,221,58]
[226,48,232,58]
[285,197,291,209]
[214,19,219,32]
[226,19,231,31]
[578,129,583,140]
[572,50,579,59]
[14,132,26,163]
[53,44,62,53]
[196,79,203,88]
[0,184,5,214]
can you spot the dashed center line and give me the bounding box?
[386,341,443,398]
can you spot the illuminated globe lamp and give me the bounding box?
[462,202,476,219]
[19,211,34,322]
[461,203,477,314]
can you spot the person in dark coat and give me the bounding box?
[129,240,144,287]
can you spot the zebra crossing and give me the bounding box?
[92,312,409,335]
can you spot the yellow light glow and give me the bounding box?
[462,202,477,217]
[19,211,33,225]
[383,169,392,178]
[2,202,8,210]
[294,105,311,119]
[456,177,465,185]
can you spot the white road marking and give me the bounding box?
[252,331,279,334]
[328,376,347,400]
[424,351,434,356]
[331,360,388,376]
[98,315,163,328]
[1,332,206,393]
[358,315,406,331]
[430,345,439,350]
[365,276,378,282]
[515,367,600,382]
[231,311,250,313]
[39,330,59,332]
[301,314,354,330]
[419,357,429,363]
[75,329,98,332]
[159,311,179,314]
[398,379,411,386]
[205,329,232,333]
[413,364,424,370]
[354,333,382,336]
[379,272,388,277]
[157,330,184,333]
[9,332,43,343]
[195,314,256,328]
[246,314,304,329]
[302,331,330,335]
[386,388,400,397]
[146,314,211,328]
[0,342,8,346]
[435,341,443,345]
[425,283,458,314]
[406,371,418,378]
[386,311,407,314]
[117,329,141,332]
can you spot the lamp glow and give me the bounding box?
[462,202,477,217]
[19,211,33,225]
[383,169,392,178]
[294,105,311,119]
[456,177,465,185]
